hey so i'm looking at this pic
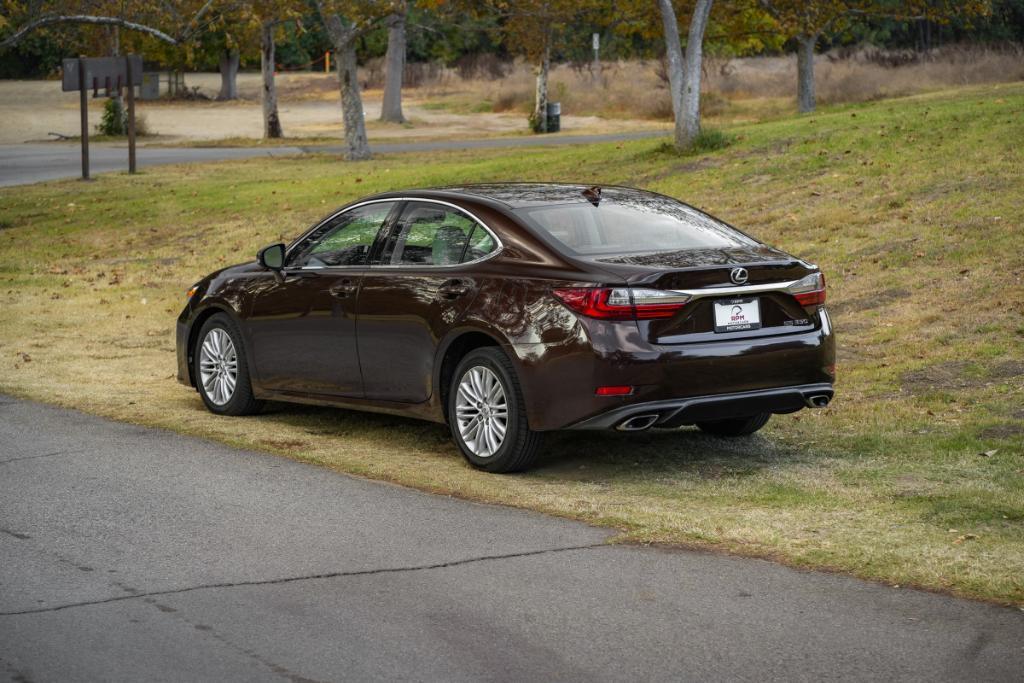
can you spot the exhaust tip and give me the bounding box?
[805,394,831,408]
[617,414,659,431]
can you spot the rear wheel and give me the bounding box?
[696,412,770,437]
[448,348,542,473]
[193,313,263,416]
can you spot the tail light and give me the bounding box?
[787,272,826,307]
[552,287,690,320]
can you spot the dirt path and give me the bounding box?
[0,73,667,145]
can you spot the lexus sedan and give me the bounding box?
[177,184,834,472]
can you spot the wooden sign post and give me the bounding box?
[62,55,143,181]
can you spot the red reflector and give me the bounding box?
[596,385,634,396]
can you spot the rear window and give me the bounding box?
[516,198,755,255]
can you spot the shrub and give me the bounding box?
[97,98,127,136]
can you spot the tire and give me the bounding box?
[193,313,264,416]
[448,347,543,473]
[696,412,771,437]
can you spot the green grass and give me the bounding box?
[1,82,1022,603]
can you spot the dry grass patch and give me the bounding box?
[0,82,1022,604]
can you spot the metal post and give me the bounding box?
[126,56,137,174]
[78,57,89,180]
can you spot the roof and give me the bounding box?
[402,183,663,209]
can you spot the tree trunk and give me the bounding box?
[261,22,282,138]
[317,5,372,160]
[532,37,550,133]
[218,49,239,101]
[337,39,371,160]
[379,6,406,123]
[796,33,817,114]
[681,0,714,147]
[657,0,685,149]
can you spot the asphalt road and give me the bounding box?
[0,131,666,188]
[1,396,1022,682]
[0,144,305,187]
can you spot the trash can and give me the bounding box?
[546,101,561,133]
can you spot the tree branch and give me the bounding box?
[0,14,179,50]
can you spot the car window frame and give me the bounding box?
[374,199,504,270]
[283,200,403,271]
[284,198,502,272]
[384,201,477,267]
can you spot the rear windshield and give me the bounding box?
[516,197,756,256]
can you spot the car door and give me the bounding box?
[356,201,501,403]
[246,201,399,397]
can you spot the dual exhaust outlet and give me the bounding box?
[804,394,831,408]
[614,393,832,432]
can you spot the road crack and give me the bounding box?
[0,450,80,465]
[0,542,607,617]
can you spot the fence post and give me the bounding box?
[78,57,89,180]
[126,56,137,174]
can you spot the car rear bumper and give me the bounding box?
[567,383,834,430]
[509,307,835,431]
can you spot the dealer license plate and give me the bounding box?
[714,298,762,333]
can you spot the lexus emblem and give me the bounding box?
[730,267,749,285]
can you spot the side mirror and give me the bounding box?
[258,243,285,271]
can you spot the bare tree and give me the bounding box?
[379,1,407,124]
[658,0,715,150]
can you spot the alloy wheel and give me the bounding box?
[198,328,238,406]
[455,366,508,458]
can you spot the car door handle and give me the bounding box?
[329,279,358,299]
[437,279,471,299]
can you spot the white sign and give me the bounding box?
[592,33,600,51]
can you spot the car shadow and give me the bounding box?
[253,401,805,483]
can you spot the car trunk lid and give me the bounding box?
[588,247,820,344]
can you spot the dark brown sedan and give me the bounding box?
[177,184,835,472]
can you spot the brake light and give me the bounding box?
[787,272,826,307]
[552,287,690,320]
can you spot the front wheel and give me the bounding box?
[448,348,543,473]
[193,313,263,416]
[696,412,770,437]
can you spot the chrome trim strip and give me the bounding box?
[285,197,504,271]
[670,280,801,300]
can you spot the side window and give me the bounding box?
[463,226,498,262]
[390,203,498,265]
[288,202,395,268]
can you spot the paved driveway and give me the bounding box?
[0,131,665,187]
[1,396,1022,681]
